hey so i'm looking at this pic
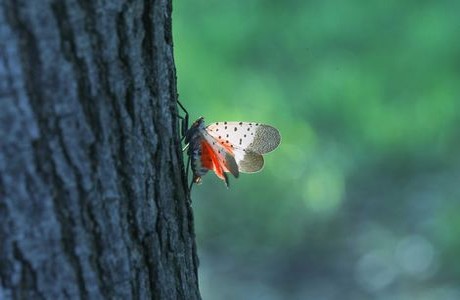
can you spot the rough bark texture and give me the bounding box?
[0,0,200,299]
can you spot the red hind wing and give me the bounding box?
[200,139,239,186]
[200,140,225,180]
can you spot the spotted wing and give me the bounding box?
[206,122,281,173]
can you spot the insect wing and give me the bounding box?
[206,122,281,154]
[205,122,281,173]
[201,131,239,180]
[232,148,264,173]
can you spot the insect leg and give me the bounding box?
[177,100,189,139]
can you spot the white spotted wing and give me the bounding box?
[205,122,281,173]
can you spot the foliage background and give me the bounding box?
[174,1,460,299]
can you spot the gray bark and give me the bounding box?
[0,0,199,299]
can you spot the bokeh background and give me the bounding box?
[173,1,460,299]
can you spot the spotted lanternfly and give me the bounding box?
[179,103,281,188]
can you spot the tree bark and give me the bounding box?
[0,0,199,299]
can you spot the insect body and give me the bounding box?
[184,117,281,187]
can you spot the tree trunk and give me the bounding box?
[0,0,200,299]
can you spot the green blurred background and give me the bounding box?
[173,1,460,299]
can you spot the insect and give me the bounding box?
[178,102,281,188]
